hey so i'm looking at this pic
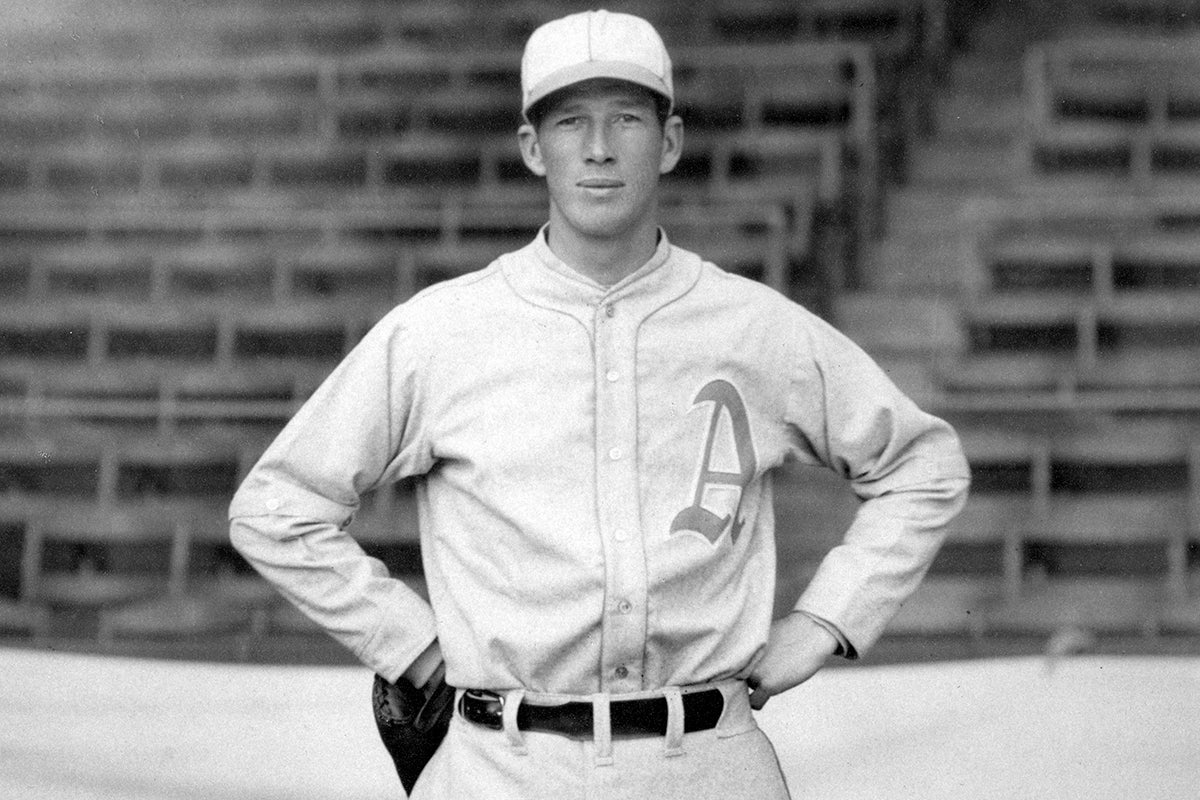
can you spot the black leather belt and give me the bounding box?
[458,688,725,738]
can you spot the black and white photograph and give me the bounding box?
[0,2,1197,798]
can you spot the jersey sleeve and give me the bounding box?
[784,310,970,657]
[228,307,438,682]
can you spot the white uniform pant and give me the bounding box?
[410,680,792,800]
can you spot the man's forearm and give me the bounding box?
[229,515,438,680]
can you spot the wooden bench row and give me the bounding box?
[889,420,1200,637]
[1,0,943,66]
[10,570,1195,646]
[4,426,1198,642]
[0,363,319,435]
[0,198,807,301]
[0,133,838,286]
[940,299,1200,413]
[1027,124,1200,189]
[0,130,845,209]
[957,194,1200,293]
[2,77,862,143]
[0,40,879,223]
[935,350,1200,416]
[1022,34,1200,186]
[0,197,814,433]
[973,230,1200,295]
[887,574,1200,638]
[40,291,1188,397]
[935,193,1200,406]
[962,290,1200,353]
[1027,35,1200,125]
[1081,0,1200,31]
[0,487,423,645]
[0,42,874,136]
[1,419,1193,543]
[0,299,376,371]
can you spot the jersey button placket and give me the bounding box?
[593,296,647,693]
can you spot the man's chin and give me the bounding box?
[556,209,644,241]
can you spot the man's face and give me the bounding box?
[518,79,683,246]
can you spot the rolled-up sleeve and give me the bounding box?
[229,307,438,682]
[786,313,970,657]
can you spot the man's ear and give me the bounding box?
[518,123,547,177]
[659,115,684,175]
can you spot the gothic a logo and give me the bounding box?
[670,379,758,545]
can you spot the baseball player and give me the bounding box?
[229,10,970,799]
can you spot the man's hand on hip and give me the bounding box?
[747,612,839,710]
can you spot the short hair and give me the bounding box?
[526,82,673,131]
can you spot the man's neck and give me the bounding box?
[544,218,660,287]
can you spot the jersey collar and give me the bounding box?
[501,224,702,326]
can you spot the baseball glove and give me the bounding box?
[372,671,455,795]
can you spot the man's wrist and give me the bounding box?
[402,640,445,691]
[792,610,848,657]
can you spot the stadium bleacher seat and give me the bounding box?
[940,194,1200,413]
[935,422,1199,636]
[1021,34,1200,189]
[31,1,1200,654]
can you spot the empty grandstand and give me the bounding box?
[0,0,1196,671]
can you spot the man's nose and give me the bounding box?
[584,122,614,162]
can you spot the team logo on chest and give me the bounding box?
[670,379,758,545]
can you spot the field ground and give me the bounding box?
[1,644,1197,800]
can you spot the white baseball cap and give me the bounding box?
[520,10,674,119]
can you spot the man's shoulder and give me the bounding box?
[685,250,813,319]
[669,247,845,354]
[379,255,515,326]
[408,258,511,309]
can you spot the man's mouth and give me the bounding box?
[577,178,624,189]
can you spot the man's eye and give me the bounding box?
[555,116,582,127]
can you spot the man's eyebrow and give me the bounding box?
[547,102,585,115]
[548,95,656,116]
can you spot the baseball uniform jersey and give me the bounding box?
[229,228,970,698]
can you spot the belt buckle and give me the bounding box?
[460,689,505,730]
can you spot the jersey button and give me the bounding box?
[615,665,628,679]
[605,369,620,382]
[617,600,633,614]
[613,528,630,542]
[608,447,623,460]
[604,304,616,318]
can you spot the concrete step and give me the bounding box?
[955,9,1051,57]
[860,234,969,291]
[868,355,942,407]
[833,290,965,357]
[908,140,1020,191]
[959,0,1073,56]
[934,93,1027,143]
[965,13,1045,58]
[949,55,1027,96]
[885,189,979,237]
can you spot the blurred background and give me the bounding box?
[1,0,1199,672]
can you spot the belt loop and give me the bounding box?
[592,694,614,766]
[663,687,685,757]
[502,689,527,755]
[717,681,750,739]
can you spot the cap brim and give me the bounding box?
[522,60,672,118]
